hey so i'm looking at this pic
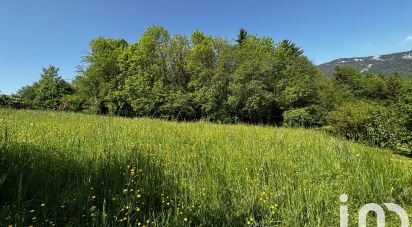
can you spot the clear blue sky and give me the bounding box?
[1,0,412,94]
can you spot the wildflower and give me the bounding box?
[41,203,46,207]
[29,210,35,213]
[90,206,97,212]
[184,218,188,222]
[91,195,96,199]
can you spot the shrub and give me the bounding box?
[327,101,411,153]
[0,95,26,109]
[0,95,8,107]
[283,106,326,128]
[61,94,86,112]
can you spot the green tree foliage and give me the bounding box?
[16,66,72,109]
[0,95,14,108]
[328,101,411,153]
[327,68,412,153]
[186,30,223,119]
[227,36,279,123]
[74,37,128,114]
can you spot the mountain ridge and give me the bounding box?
[318,50,412,78]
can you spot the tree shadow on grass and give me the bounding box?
[0,142,180,226]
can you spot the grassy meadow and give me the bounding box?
[0,108,411,226]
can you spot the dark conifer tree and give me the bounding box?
[236,28,248,45]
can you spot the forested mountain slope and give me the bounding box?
[318,50,412,78]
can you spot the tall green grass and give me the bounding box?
[0,108,411,226]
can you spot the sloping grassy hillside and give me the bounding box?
[0,108,411,226]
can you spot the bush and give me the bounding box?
[327,101,411,153]
[61,94,86,112]
[283,106,326,128]
[0,95,25,109]
[0,95,8,107]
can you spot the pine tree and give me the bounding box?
[236,28,248,45]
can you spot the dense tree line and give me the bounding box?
[1,26,411,153]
